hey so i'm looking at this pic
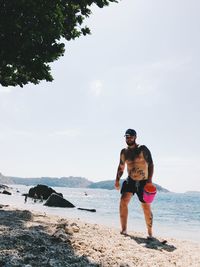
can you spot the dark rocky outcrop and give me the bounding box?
[0,204,9,208]
[44,193,75,208]
[0,184,12,195]
[2,190,11,195]
[28,184,63,200]
[0,184,9,190]
[77,208,96,212]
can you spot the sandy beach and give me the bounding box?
[0,205,200,267]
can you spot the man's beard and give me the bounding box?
[126,140,135,146]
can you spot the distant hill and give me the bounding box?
[0,173,14,184]
[89,180,116,190]
[0,172,169,192]
[0,173,92,188]
[88,179,169,192]
[185,191,200,194]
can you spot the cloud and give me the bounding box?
[0,129,81,139]
[124,58,189,96]
[0,87,13,94]
[0,130,35,139]
[157,156,200,167]
[51,129,81,137]
[89,80,103,97]
[150,57,191,72]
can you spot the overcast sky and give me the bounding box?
[0,0,200,193]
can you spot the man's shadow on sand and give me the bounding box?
[126,234,177,252]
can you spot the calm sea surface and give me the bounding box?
[1,185,200,243]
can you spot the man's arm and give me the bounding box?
[142,145,154,183]
[115,150,126,190]
[147,163,154,183]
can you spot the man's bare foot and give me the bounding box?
[120,230,128,235]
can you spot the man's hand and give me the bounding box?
[115,180,120,190]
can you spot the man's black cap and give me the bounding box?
[124,129,137,137]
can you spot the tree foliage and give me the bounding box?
[0,0,117,87]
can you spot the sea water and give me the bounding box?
[0,185,200,243]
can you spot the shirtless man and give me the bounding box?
[115,129,154,238]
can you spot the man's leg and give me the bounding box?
[141,203,153,237]
[120,192,132,234]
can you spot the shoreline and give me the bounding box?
[0,205,200,267]
[1,195,200,244]
[1,189,200,244]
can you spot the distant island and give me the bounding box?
[185,191,200,194]
[0,172,169,192]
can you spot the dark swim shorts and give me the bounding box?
[120,177,147,203]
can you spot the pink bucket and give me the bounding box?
[143,183,157,204]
